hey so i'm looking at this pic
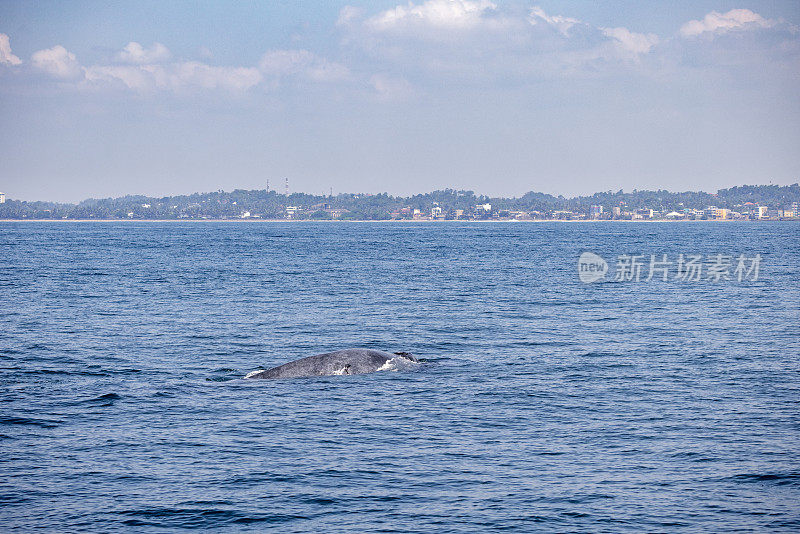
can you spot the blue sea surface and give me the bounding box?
[1,221,799,532]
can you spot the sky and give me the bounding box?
[1,1,799,202]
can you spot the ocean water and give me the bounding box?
[1,221,799,532]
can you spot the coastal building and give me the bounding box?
[715,208,729,220]
[285,206,300,217]
[473,203,492,219]
[431,203,443,219]
[326,208,348,218]
[756,206,768,219]
[636,208,653,219]
[553,210,573,220]
[0,192,5,203]
[590,205,603,219]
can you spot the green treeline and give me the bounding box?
[1,183,798,220]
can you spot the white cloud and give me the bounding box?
[305,61,350,82]
[259,49,349,82]
[680,9,774,38]
[0,33,22,66]
[31,45,82,79]
[172,62,262,91]
[366,0,498,32]
[85,62,262,93]
[259,49,315,74]
[602,27,659,56]
[84,65,153,92]
[26,42,261,94]
[116,42,171,64]
[529,6,579,36]
[337,5,363,27]
[27,42,348,95]
[340,2,662,82]
[370,73,413,99]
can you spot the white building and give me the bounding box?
[0,192,5,203]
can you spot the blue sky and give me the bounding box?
[1,1,798,202]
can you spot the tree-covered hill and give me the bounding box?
[1,184,798,220]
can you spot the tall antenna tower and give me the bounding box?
[284,177,289,197]
[266,179,270,193]
[330,187,333,198]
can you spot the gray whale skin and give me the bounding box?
[244,348,418,379]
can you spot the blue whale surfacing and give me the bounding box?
[244,348,418,379]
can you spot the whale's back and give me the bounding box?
[246,348,409,379]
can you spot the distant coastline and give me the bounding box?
[1,184,798,221]
[1,218,795,223]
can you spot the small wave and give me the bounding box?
[23,343,50,351]
[85,393,121,406]
[109,368,141,374]
[0,493,32,505]
[116,507,308,528]
[731,473,800,486]
[0,416,61,428]
[21,369,110,377]
[578,351,625,358]
[300,496,338,506]
[207,367,245,381]
[62,393,123,407]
